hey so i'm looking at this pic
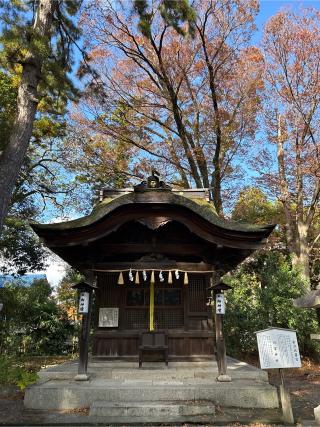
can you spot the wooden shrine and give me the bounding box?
[31,173,274,361]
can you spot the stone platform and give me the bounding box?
[24,357,281,424]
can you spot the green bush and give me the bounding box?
[0,355,38,390]
[224,251,320,358]
[0,279,76,356]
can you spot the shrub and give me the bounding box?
[0,279,76,356]
[0,355,38,390]
[224,251,320,358]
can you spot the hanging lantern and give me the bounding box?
[118,272,124,285]
[159,270,164,282]
[142,270,147,281]
[129,269,134,282]
[135,271,140,284]
[168,270,173,285]
[150,270,155,284]
[184,272,189,285]
[175,270,180,279]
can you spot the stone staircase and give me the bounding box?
[24,358,281,424]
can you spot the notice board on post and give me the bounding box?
[99,307,119,327]
[255,327,301,370]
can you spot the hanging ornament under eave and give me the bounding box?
[118,272,124,285]
[168,270,173,285]
[175,270,180,279]
[142,270,147,281]
[129,269,134,282]
[184,272,189,285]
[135,271,140,284]
[159,270,164,282]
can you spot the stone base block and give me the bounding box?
[90,400,215,421]
[24,378,279,410]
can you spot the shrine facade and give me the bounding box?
[31,175,274,360]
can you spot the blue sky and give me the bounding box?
[33,1,320,285]
[256,0,320,39]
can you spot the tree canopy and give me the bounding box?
[0,1,319,290]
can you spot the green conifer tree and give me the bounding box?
[0,0,82,234]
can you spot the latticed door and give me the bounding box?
[125,282,184,330]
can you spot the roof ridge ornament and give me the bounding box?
[134,169,172,192]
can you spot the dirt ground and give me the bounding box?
[0,357,319,426]
[241,355,320,422]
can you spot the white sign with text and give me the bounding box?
[78,291,89,314]
[216,293,225,314]
[99,307,119,327]
[256,328,301,369]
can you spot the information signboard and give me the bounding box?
[256,327,301,370]
[99,307,119,327]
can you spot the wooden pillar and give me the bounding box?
[72,281,97,381]
[214,290,231,382]
[279,368,294,424]
[76,291,92,380]
[215,312,226,374]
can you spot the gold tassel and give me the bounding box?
[184,272,189,285]
[135,271,140,284]
[151,270,155,284]
[168,270,173,285]
[118,272,124,285]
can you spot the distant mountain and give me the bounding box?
[0,273,47,288]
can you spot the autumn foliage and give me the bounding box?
[70,0,262,214]
[61,2,320,286]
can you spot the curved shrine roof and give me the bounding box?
[31,190,275,249]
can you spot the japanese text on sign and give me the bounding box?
[78,291,89,314]
[256,328,301,369]
[216,293,225,314]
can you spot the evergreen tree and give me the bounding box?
[0,0,82,234]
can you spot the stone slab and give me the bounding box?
[90,400,215,418]
[90,414,217,424]
[38,357,269,382]
[314,404,320,424]
[24,378,279,410]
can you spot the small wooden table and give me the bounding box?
[139,331,168,368]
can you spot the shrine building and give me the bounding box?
[31,174,274,360]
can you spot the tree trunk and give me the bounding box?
[296,221,311,289]
[197,25,224,215]
[0,0,55,235]
[294,126,311,289]
[276,115,296,254]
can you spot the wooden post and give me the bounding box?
[215,313,226,373]
[76,291,92,380]
[215,291,231,382]
[279,368,294,424]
